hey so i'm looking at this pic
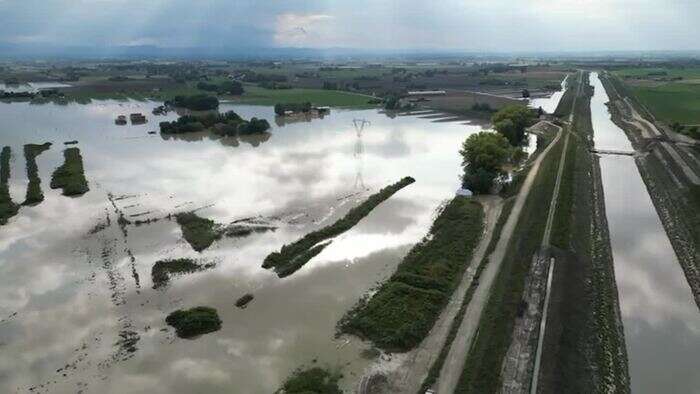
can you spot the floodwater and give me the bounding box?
[0,100,484,393]
[590,72,700,393]
[0,82,73,93]
[528,75,567,114]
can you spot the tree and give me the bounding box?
[460,132,511,194]
[491,105,536,146]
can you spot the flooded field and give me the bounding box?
[528,76,567,114]
[590,73,700,393]
[0,100,484,393]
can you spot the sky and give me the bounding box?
[0,0,699,52]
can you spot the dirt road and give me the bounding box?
[434,124,564,394]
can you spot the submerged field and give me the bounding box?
[0,99,489,393]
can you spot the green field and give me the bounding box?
[613,67,700,125]
[232,84,376,107]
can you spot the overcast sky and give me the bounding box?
[1,0,699,52]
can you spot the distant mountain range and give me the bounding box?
[0,43,699,61]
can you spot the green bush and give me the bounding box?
[50,147,89,196]
[165,306,221,338]
[278,367,342,394]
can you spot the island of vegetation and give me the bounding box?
[0,146,19,225]
[165,306,222,339]
[235,293,254,308]
[151,258,215,289]
[338,197,484,351]
[50,147,89,196]
[276,367,342,394]
[159,110,270,136]
[262,176,416,277]
[175,212,222,252]
[165,94,219,111]
[175,211,277,252]
[23,142,52,205]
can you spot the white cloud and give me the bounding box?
[274,13,333,47]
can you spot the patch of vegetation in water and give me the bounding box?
[235,293,254,308]
[338,196,484,352]
[175,212,222,252]
[276,367,342,394]
[151,258,215,289]
[165,306,222,339]
[50,147,89,196]
[22,142,52,205]
[0,146,19,225]
[159,109,270,136]
[262,176,416,278]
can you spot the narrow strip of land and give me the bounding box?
[435,124,563,394]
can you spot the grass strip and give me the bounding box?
[50,147,89,196]
[22,142,51,205]
[338,197,484,352]
[165,306,221,339]
[151,258,215,289]
[0,146,19,225]
[419,197,515,392]
[263,176,415,277]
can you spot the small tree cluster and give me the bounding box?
[460,132,511,194]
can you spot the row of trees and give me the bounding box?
[461,105,537,194]
[196,80,244,95]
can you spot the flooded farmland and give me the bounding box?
[590,72,700,393]
[0,100,485,393]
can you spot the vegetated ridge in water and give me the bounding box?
[590,72,700,393]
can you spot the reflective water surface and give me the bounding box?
[528,76,567,114]
[590,72,700,393]
[0,100,483,393]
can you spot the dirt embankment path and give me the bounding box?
[434,125,564,394]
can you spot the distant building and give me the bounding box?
[407,90,446,96]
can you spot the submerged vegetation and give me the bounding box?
[165,306,222,338]
[151,258,215,289]
[262,176,416,278]
[22,142,52,205]
[175,212,222,252]
[0,146,19,225]
[235,293,254,308]
[50,147,89,196]
[339,197,484,352]
[276,367,342,394]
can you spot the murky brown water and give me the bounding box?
[0,100,484,393]
[590,72,700,393]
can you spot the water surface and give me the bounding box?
[0,100,482,393]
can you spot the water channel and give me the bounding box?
[590,72,700,393]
